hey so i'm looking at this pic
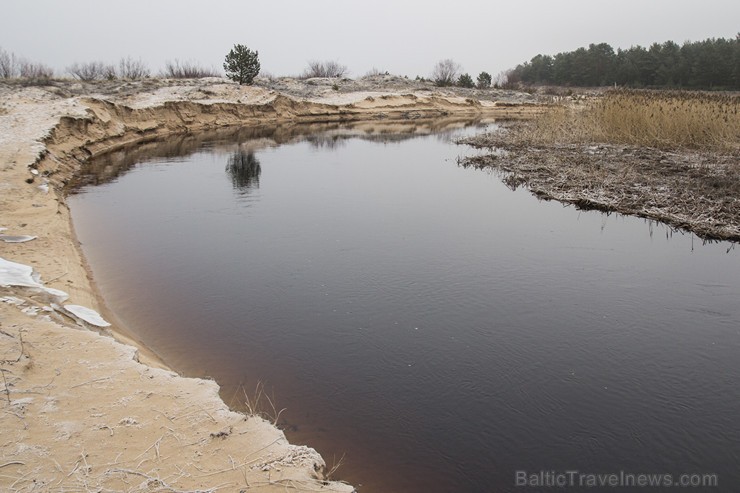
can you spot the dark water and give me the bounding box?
[68,122,740,492]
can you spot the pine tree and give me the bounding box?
[476,71,492,88]
[223,44,260,85]
[457,73,474,88]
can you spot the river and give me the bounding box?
[68,121,740,492]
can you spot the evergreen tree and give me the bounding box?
[457,73,474,88]
[507,36,739,90]
[223,44,260,85]
[476,71,492,88]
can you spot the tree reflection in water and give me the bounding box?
[226,150,261,192]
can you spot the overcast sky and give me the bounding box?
[3,0,738,79]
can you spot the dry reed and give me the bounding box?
[527,89,740,151]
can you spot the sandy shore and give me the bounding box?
[0,78,540,492]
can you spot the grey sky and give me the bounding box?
[3,0,738,80]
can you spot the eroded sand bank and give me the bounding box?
[0,78,541,492]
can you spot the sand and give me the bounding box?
[0,77,541,492]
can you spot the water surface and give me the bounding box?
[69,122,740,492]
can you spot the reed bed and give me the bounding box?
[522,90,740,151]
[463,89,740,241]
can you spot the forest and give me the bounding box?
[507,35,740,89]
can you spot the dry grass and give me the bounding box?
[526,89,740,151]
[463,89,740,241]
[242,381,286,426]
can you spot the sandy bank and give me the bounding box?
[0,78,542,492]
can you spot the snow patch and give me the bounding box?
[22,306,40,316]
[0,234,37,243]
[0,257,44,288]
[1,296,26,306]
[64,304,111,327]
[0,257,69,305]
[44,288,69,303]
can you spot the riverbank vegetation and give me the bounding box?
[463,89,740,241]
[515,90,739,150]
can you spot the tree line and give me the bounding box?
[507,35,740,90]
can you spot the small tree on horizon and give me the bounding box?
[457,73,474,88]
[223,44,260,85]
[477,71,492,89]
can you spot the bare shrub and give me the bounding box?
[19,59,53,79]
[118,56,150,79]
[1,48,53,80]
[364,67,387,78]
[0,47,19,78]
[495,69,520,89]
[302,60,348,78]
[432,59,461,87]
[68,61,116,81]
[162,59,221,78]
